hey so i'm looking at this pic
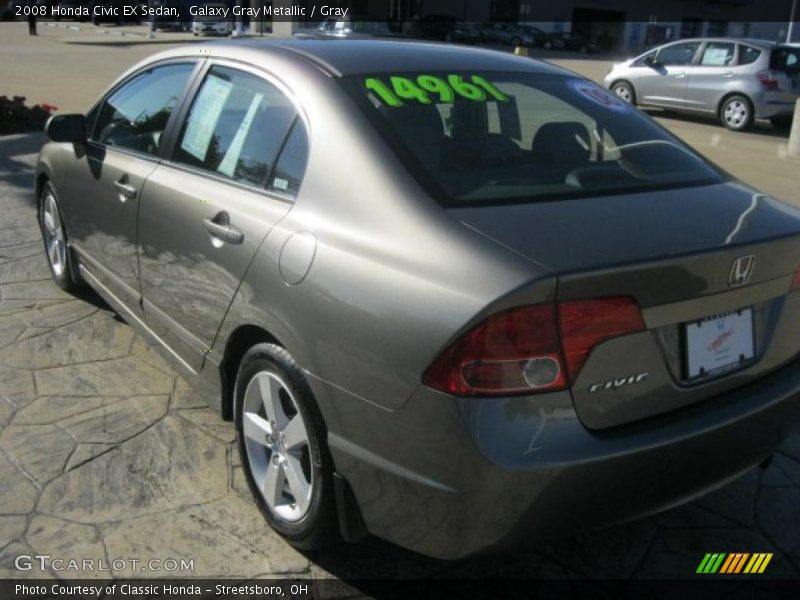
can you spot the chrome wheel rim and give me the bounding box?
[724,100,748,128]
[242,371,313,522]
[613,84,631,103]
[42,192,66,277]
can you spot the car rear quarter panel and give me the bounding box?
[207,53,553,414]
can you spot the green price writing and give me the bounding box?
[365,74,509,107]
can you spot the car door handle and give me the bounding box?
[113,178,137,200]
[722,71,734,77]
[674,72,686,78]
[203,214,244,245]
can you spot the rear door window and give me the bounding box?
[699,42,735,66]
[172,65,298,188]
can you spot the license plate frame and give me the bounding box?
[683,308,755,381]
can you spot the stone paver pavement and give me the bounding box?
[1,133,799,590]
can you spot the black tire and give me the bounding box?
[38,181,84,292]
[444,32,453,43]
[770,115,793,131]
[511,36,521,47]
[719,94,754,131]
[235,343,339,550]
[611,81,636,105]
[579,45,589,54]
[543,40,552,50]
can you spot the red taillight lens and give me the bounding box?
[790,268,800,292]
[423,297,645,397]
[422,305,566,396]
[558,297,645,380]
[756,70,779,91]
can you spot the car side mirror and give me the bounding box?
[45,114,86,144]
[644,56,659,68]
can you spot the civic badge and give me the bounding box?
[728,255,755,288]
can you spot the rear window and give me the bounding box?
[342,72,722,207]
[771,46,800,73]
[738,45,761,66]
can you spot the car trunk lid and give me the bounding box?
[452,182,800,428]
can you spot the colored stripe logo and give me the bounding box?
[696,553,773,574]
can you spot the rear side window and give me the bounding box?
[267,121,309,197]
[699,42,735,66]
[173,66,297,188]
[93,63,194,155]
[738,45,761,66]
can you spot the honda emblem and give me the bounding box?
[728,255,755,287]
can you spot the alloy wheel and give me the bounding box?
[242,371,313,522]
[42,191,66,277]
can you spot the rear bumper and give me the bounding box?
[752,91,799,119]
[316,360,800,559]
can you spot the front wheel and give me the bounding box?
[720,95,753,131]
[235,343,339,550]
[39,181,83,292]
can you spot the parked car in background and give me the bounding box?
[518,25,564,50]
[605,38,800,130]
[192,3,231,36]
[417,15,480,44]
[475,23,535,47]
[295,18,400,40]
[1,1,24,20]
[550,31,600,53]
[151,0,189,31]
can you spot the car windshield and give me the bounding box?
[343,71,723,207]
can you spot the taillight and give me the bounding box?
[756,70,779,91]
[423,297,644,397]
[422,305,566,396]
[790,268,800,292]
[558,297,645,380]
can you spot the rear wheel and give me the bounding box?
[39,182,83,292]
[770,115,793,131]
[511,36,521,47]
[720,95,753,131]
[611,81,636,105]
[235,343,339,550]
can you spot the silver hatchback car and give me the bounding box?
[605,38,800,130]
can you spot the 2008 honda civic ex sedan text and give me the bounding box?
[36,39,800,559]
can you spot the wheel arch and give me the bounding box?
[219,324,284,421]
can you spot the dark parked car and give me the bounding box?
[417,15,480,44]
[552,31,600,53]
[37,39,800,559]
[518,25,565,49]
[474,22,535,46]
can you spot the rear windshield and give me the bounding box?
[771,46,800,73]
[342,72,723,207]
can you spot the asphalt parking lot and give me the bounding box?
[1,22,800,587]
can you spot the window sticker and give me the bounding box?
[180,74,233,161]
[364,74,509,107]
[702,48,731,66]
[217,92,264,178]
[272,177,289,191]
[567,78,629,113]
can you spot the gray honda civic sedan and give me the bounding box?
[36,39,800,559]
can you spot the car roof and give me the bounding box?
[660,37,776,48]
[161,38,571,78]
